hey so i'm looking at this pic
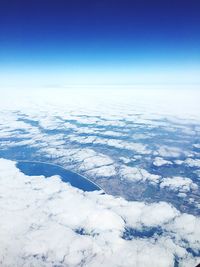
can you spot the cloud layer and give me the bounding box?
[0,89,200,214]
[0,158,200,267]
[0,89,200,266]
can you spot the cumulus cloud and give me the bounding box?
[185,158,200,168]
[193,144,200,149]
[156,146,183,158]
[153,157,172,167]
[160,176,198,193]
[94,138,151,154]
[0,158,200,267]
[0,88,200,230]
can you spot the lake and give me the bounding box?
[16,161,101,192]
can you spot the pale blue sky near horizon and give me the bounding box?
[0,0,200,88]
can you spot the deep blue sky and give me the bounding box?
[0,0,200,86]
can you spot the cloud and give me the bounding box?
[156,146,183,158]
[160,176,198,193]
[153,157,172,167]
[193,144,200,149]
[0,158,200,267]
[94,138,151,155]
[0,88,200,233]
[185,158,200,168]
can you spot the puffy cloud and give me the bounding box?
[0,89,200,239]
[185,158,200,168]
[94,138,151,155]
[156,146,182,158]
[0,158,200,267]
[165,213,200,252]
[153,157,172,167]
[119,157,132,164]
[193,144,200,149]
[160,176,198,193]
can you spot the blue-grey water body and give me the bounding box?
[16,161,101,192]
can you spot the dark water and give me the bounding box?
[16,161,101,192]
[122,226,163,240]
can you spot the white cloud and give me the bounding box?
[119,157,132,164]
[94,138,151,154]
[185,158,200,168]
[174,160,184,165]
[100,130,125,137]
[153,157,172,167]
[156,146,182,158]
[160,176,198,193]
[68,134,97,144]
[1,88,200,266]
[193,144,200,149]
[0,158,199,267]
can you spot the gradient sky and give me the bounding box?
[0,0,200,87]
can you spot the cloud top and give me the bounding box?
[0,158,199,267]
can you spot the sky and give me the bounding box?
[0,0,200,87]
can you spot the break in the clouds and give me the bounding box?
[1,0,200,265]
[0,89,200,209]
[0,158,200,267]
[0,88,200,266]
